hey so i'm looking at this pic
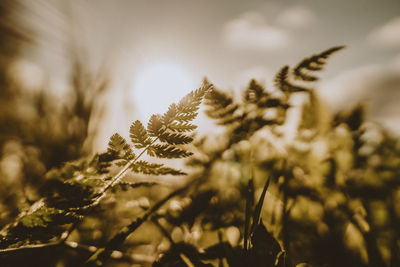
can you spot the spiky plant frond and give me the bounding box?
[107,133,135,166]
[130,120,152,149]
[243,79,268,104]
[158,132,193,145]
[149,144,193,158]
[198,46,344,172]
[204,87,239,125]
[0,80,212,253]
[294,46,345,82]
[130,161,186,176]
[106,80,212,185]
[274,65,309,94]
[274,46,344,94]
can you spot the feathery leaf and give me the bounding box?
[204,87,239,124]
[150,144,193,158]
[294,46,345,82]
[274,66,308,94]
[162,104,178,125]
[159,132,193,145]
[168,122,198,132]
[177,82,212,114]
[107,133,135,162]
[244,79,268,103]
[147,114,165,137]
[131,160,186,175]
[130,120,151,149]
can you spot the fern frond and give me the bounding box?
[244,79,268,103]
[130,120,151,149]
[155,166,186,176]
[176,82,211,114]
[108,133,130,153]
[159,132,193,145]
[274,66,308,93]
[204,87,239,124]
[205,104,239,119]
[89,152,116,174]
[149,144,193,158]
[168,122,198,132]
[244,79,291,110]
[131,160,186,175]
[107,133,135,162]
[205,87,234,110]
[174,112,198,122]
[294,46,345,82]
[162,104,178,125]
[132,161,161,173]
[147,114,165,137]
[0,80,212,254]
[204,104,238,120]
[158,81,212,133]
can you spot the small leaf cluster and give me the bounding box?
[107,80,212,176]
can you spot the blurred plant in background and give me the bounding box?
[0,0,107,233]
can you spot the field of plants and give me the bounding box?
[1,2,400,267]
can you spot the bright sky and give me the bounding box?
[18,0,400,149]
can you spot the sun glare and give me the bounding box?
[133,61,196,121]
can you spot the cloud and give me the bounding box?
[223,11,290,51]
[368,17,400,47]
[320,58,400,134]
[276,5,316,29]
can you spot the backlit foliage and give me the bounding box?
[0,80,212,266]
[1,46,400,267]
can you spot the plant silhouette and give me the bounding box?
[1,46,400,267]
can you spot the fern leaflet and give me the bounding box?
[294,46,345,82]
[130,120,151,149]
